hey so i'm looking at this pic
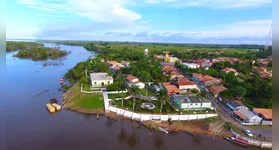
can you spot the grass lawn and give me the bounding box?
[111,98,174,114]
[139,88,158,96]
[108,93,129,99]
[75,94,104,109]
[63,82,104,109]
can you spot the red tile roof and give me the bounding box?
[209,85,227,93]
[178,81,196,86]
[162,82,180,94]
[126,74,138,82]
[253,108,272,119]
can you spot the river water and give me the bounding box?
[3,43,262,150]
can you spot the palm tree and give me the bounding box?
[130,85,140,110]
[117,74,127,107]
[158,89,169,112]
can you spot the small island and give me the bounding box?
[15,47,69,61]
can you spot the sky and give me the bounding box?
[6,0,272,44]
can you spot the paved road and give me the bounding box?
[176,69,272,141]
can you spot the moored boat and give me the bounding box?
[223,137,249,146]
[46,103,56,113]
[184,130,194,136]
[158,127,169,134]
[51,103,61,111]
[60,78,64,84]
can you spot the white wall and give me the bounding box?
[91,79,114,86]
[179,85,198,90]
[108,106,218,121]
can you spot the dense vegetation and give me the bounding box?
[37,40,271,59]
[15,47,68,61]
[6,41,44,52]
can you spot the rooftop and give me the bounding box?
[90,73,113,81]
[126,74,138,82]
[253,108,272,119]
[233,107,258,119]
[227,100,244,108]
[178,81,196,86]
[222,67,237,72]
[107,60,119,65]
[162,82,180,94]
[174,95,211,104]
[209,85,227,93]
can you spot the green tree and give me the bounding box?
[197,91,208,101]
[158,89,169,112]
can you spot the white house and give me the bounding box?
[233,108,262,125]
[173,95,212,110]
[126,74,145,89]
[177,81,199,93]
[90,72,113,87]
[182,63,200,69]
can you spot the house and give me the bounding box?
[233,108,262,125]
[164,53,180,63]
[126,74,145,89]
[209,85,227,98]
[121,61,130,67]
[110,65,121,73]
[169,71,185,80]
[173,95,212,110]
[177,81,199,93]
[90,72,113,87]
[191,73,222,86]
[222,67,239,76]
[162,82,180,95]
[226,100,248,111]
[107,60,121,67]
[252,66,272,78]
[182,63,200,69]
[253,108,272,125]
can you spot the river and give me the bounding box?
[3,43,262,150]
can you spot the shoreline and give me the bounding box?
[62,97,231,138]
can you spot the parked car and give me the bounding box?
[245,130,253,137]
[151,96,157,100]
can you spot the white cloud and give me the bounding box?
[35,14,65,17]
[144,0,271,8]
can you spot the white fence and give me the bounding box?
[108,106,218,121]
[231,128,272,149]
[262,120,272,126]
[106,89,128,94]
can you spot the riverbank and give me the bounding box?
[62,82,105,115]
[62,83,232,138]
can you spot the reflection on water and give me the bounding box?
[4,43,259,150]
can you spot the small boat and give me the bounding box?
[60,78,64,84]
[184,130,194,136]
[223,137,249,146]
[51,103,61,111]
[158,127,169,134]
[136,121,145,127]
[234,137,249,145]
[46,103,56,113]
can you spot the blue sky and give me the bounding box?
[7,0,272,44]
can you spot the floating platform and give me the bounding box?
[46,103,56,113]
[51,103,61,111]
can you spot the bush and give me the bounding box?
[106,82,121,91]
[192,89,199,94]
[223,122,232,131]
[62,84,70,92]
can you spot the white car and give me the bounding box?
[151,96,157,100]
[245,130,253,137]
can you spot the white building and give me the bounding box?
[90,72,113,87]
[126,74,145,89]
[182,63,200,69]
[233,108,262,125]
[173,95,211,110]
[177,81,199,93]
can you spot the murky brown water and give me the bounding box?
[3,43,263,150]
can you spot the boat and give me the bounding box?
[223,137,249,146]
[184,130,194,136]
[60,78,64,84]
[51,103,61,111]
[234,137,249,145]
[46,103,56,113]
[158,127,169,134]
